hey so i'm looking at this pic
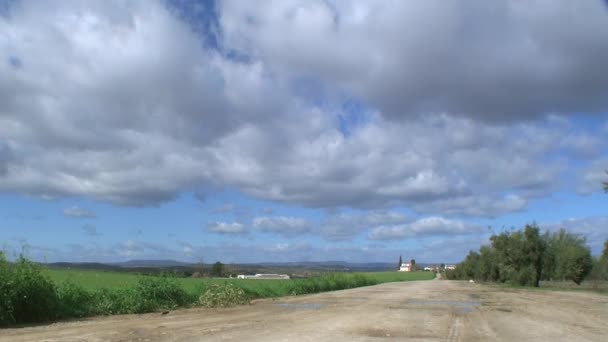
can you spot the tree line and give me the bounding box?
[446,224,608,287]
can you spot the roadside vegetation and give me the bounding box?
[446,224,608,290]
[0,253,432,327]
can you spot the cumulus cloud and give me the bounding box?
[318,210,408,240]
[0,0,606,224]
[63,206,96,218]
[220,0,608,122]
[253,216,312,236]
[207,221,246,234]
[368,217,482,240]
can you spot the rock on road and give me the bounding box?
[2,280,607,341]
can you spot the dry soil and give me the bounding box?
[2,280,607,341]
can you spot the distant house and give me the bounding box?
[236,274,290,279]
[423,266,435,272]
[444,264,456,270]
[399,263,411,272]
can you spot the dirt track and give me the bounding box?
[2,280,607,341]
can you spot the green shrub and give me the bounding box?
[90,288,139,315]
[0,254,59,325]
[132,275,194,313]
[56,282,95,318]
[198,283,249,308]
[287,273,377,296]
[0,253,14,325]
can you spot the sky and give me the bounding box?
[1,0,607,264]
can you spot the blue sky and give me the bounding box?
[1,0,607,263]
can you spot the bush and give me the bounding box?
[90,288,139,315]
[0,253,13,325]
[287,273,377,296]
[198,283,249,308]
[0,254,59,325]
[132,275,194,313]
[56,281,95,318]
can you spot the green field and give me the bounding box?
[44,268,434,295]
[3,258,437,326]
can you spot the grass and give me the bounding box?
[479,279,608,295]
[44,269,434,295]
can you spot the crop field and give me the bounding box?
[2,257,437,327]
[44,268,435,295]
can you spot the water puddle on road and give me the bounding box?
[407,300,480,314]
[272,303,324,310]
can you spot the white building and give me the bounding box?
[236,274,290,279]
[399,263,411,272]
[444,264,457,270]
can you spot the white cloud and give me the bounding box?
[368,217,481,240]
[63,206,96,218]
[207,221,246,234]
[0,0,605,223]
[253,216,312,236]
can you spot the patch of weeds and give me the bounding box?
[198,283,249,308]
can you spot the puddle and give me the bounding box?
[272,303,324,310]
[407,300,480,314]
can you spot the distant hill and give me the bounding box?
[110,259,195,268]
[44,259,445,275]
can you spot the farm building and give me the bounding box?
[237,274,290,279]
[399,263,411,272]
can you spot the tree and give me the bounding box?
[211,261,225,277]
[543,229,593,284]
[410,259,416,271]
[590,240,608,281]
[398,255,402,269]
[523,224,545,287]
[603,171,608,192]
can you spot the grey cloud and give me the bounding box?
[318,211,408,241]
[0,0,605,222]
[220,0,608,122]
[210,115,565,215]
[63,206,96,218]
[0,0,284,206]
[207,221,246,234]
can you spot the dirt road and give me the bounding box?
[2,280,607,341]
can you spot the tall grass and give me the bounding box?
[0,254,59,326]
